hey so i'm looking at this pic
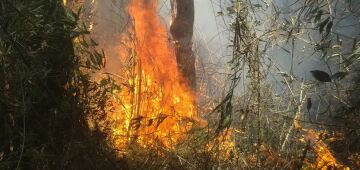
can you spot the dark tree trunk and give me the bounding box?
[170,0,196,91]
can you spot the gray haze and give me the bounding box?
[91,0,360,97]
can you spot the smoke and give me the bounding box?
[91,0,130,77]
[90,0,360,115]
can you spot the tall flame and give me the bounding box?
[108,0,201,149]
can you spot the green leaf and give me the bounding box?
[253,4,262,8]
[310,70,331,82]
[331,72,348,80]
[216,102,232,134]
[318,17,330,34]
[307,98,312,112]
[325,20,333,36]
[314,9,323,23]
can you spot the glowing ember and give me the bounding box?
[108,0,201,149]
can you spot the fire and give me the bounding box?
[305,129,349,169]
[207,129,236,160]
[108,0,201,149]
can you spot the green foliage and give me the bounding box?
[0,1,123,169]
[310,70,332,82]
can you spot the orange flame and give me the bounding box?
[108,0,201,149]
[305,129,349,169]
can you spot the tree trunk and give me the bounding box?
[170,0,196,91]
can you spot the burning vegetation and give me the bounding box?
[108,0,201,149]
[1,0,360,169]
[305,129,349,169]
